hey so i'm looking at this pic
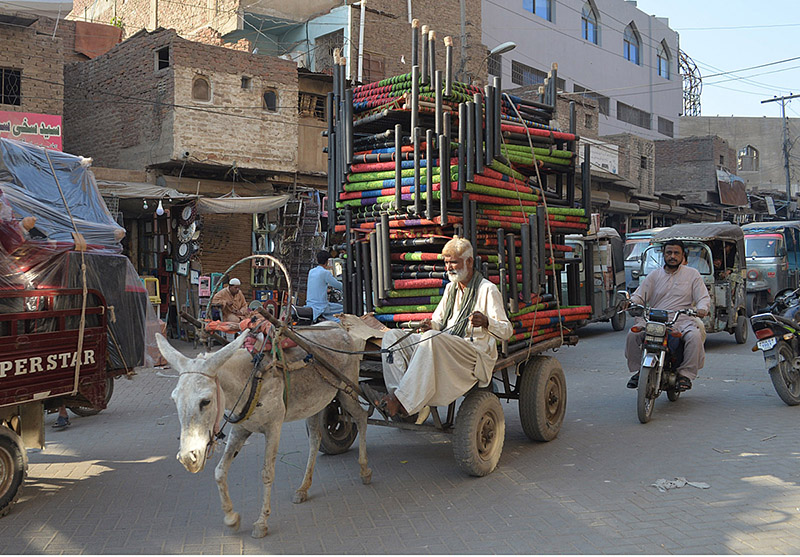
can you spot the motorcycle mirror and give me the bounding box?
[617,290,631,300]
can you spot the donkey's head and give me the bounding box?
[156,333,248,473]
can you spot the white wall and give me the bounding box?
[482,0,682,141]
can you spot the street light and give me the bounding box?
[489,41,517,56]
[474,42,517,84]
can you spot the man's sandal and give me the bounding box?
[676,376,692,392]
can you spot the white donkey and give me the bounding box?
[156,325,371,538]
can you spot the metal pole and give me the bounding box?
[380,212,391,297]
[421,25,430,86]
[444,36,453,97]
[411,65,420,138]
[465,100,475,181]
[762,94,800,218]
[362,240,373,313]
[394,123,402,213]
[413,127,422,215]
[458,103,467,192]
[474,93,484,175]
[411,18,419,67]
[426,128,434,220]
[492,75,502,159]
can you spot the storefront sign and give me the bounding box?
[0,111,62,150]
[577,138,619,175]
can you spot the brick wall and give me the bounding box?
[604,133,655,197]
[350,0,486,86]
[556,93,599,140]
[64,29,300,172]
[654,135,734,204]
[197,212,254,296]
[171,39,298,172]
[64,29,175,166]
[68,0,239,39]
[0,24,63,116]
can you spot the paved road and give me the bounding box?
[3,324,800,554]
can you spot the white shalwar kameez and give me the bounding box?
[381,277,513,415]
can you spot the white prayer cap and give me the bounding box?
[229,278,241,286]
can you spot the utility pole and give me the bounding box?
[762,93,800,219]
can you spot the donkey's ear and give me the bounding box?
[156,333,191,371]
[201,332,248,374]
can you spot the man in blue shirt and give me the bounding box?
[306,250,343,321]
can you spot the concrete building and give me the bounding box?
[680,116,799,198]
[483,0,682,141]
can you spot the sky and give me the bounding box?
[633,0,800,118]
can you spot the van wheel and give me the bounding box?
[0,427,26,517]
[734,314,748,344]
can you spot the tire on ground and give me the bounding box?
[0,426,27,518]
[518,356,567,442]
[453,391,505,477]
[316,397,358,455]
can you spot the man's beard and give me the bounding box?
[447,268,469,283]
[664,259,680,270]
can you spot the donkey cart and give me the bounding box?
[296,317,577,477]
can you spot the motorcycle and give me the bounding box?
[620,292,698,423]
[750,287,800,406]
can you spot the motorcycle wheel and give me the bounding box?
[769,341,800,406]
[637,365,657,423]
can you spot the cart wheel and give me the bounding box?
[68,376,114,418]
[518,356,567,442]
[453,391,505,477]
[315,397,358,455]
[0,426,26,518]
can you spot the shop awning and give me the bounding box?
[96,180,197,200]
[606,200,640,214]
[197,195,291,214]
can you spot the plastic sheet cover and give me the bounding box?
[0,138,157,370]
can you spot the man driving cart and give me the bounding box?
[371,237,513,420]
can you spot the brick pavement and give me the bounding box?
[2,324,800,554]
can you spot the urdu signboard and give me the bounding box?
[577,138,619,175]
[0,111,62,151]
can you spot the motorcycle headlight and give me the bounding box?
[645,322,667,337]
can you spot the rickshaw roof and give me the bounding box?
[566,227,621,242]
[652,222,743,243]
[741,220,800,234]
[625,227,667,240]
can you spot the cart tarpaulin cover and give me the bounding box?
[0,138,157,369]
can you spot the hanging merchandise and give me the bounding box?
[177,222,195,243]
[176,261,189,276]
[178,203,196,225]
[175,241,192,263]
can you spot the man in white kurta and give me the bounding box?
[379,237,513,417]
[625,239,711,390]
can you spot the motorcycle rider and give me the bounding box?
[625,239,711,392]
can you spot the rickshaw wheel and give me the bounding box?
[315,397,358,455]
[611,309,627,331]
[453,391,505,477]
[68,376,114,417]
[518,356,567,441]
[0,427,26,518]
[734,315,749,344]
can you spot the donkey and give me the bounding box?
[156,325,371,538]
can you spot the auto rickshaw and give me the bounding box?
[563,227,627,331]
[740,221,800,316]
[640,222,748,344]
[623,227,667,293]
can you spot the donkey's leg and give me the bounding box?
[215,426,251,531]
[293,414,323,504]
[252,420,282,538]
[340,394,372,484]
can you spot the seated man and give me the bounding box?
[378,237,513,418]
[212,278,250,323]
[712,242,736,280]
[625,240,711,392]
[306,250,344,321]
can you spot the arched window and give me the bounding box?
[738,145,759,172]
[657,41,670,79]
[581,2,598,44]
[623,23,640,65]
[192,76,210,102]
[263,90,277,112]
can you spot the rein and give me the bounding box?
[180,370,225,458]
